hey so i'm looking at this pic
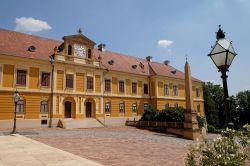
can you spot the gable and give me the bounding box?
[63,34,96,46]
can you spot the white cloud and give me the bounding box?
[158,39,173,48]
[15,17,52,33]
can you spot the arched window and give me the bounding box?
[16,99,25,113]
[88,49,92,59]
[40,100,48,113]
[68,45,72,55]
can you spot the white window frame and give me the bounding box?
[173,85,178,96]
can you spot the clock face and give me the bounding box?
[74,44,85,57]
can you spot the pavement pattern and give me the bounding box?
[17,126,197,166]
[0,134,103,166]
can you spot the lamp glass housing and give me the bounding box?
[13,90,20,103]
[209,39,237,70]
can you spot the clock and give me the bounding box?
[74,44,85,57]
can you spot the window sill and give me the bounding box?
[15,84,27,88]
[40,112,48,114]
[40,86,50,89]
[16,112,25,114]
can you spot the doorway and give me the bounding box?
[86,101,92,118]
[64,101,72,118]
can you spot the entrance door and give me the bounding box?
[86,102,92,118]
[64,101,72,118]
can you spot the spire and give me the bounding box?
[185,61,194,111]
[185,54,188,64]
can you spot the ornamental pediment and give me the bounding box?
[63,34,96,46]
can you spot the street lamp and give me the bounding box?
[49,54,55,128]
[11,89,20,134]
[208,25,237,128]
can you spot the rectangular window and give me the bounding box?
[132,82,137,94]
[119,102,125,113]
[197,104,201,112]
[41,72,50,87]
[143,84,148,94]
[196,88,200,97]
[132,103,137,113]
[164,84,169,96]
[119,81,124,93]
[105,79,111,92]
[173,85,178,96]
[87,76,93,90]
[66,74,74,88]
[105,102,111,113]
[40,101,48,113]
[16,70,27,85]
[16,100,25,113]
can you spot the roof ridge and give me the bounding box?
[0,28,62,43]
[99,49,148,62]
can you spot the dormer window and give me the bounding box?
[28,45,36,52]
[171,70,177,74]
[132,65,137,69]
[108,60,114,65]
[68,45,72,55]
[88,49,92,59]
[139,62,144,69]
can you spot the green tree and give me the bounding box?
[204,82,225,128]
[236,90,250,127]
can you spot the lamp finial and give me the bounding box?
[216,25,225,40]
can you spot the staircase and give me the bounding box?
[58,118,104,129]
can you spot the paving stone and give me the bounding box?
[23,126,196,166]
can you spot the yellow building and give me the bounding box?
[0,28,204,127]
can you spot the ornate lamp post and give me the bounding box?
[11,89,20,134]
[208,25,237,127]
[49,54,55,128]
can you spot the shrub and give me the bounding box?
[140,105,184,122]
[197,116,206,128]
[207,124,215,133]
[140,105,158,121]
[186,124,250,166]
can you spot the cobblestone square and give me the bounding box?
[20,126,195,166]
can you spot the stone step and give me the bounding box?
[58,118,104,129]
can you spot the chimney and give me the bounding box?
[146,56,152,62]
[164,60,170,66]
[98,43,106,52]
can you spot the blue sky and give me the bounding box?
[1,0,250,95]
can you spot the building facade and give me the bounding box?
[0,28,204,127]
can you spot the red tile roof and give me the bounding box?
[0,28,202,82]
[0,28,62,61]
[94,49,202,82]
[94,49,150,76]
